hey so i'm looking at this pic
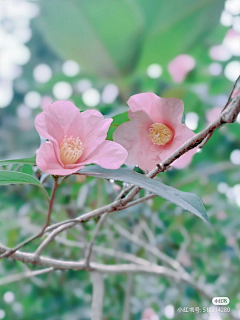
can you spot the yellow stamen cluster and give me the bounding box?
[149,123,173,145]
[60,135,83,165]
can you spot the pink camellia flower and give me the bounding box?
[168,54,196,83]
[113,92,197,171]
[35,100,128,175]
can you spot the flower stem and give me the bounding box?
[39,176,58,236]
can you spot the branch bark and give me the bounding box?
[91,272,104,320]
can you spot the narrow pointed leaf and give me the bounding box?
[79,165,208,223]
[0,171,48,199]
[0,156,36,166]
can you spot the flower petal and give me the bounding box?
[81,140,128,169]
[80,110,112,160]
[159,124,197,167]
[36,142,83,175]
[128,92,160,121]
[35,100,82,144]
[172,148,197,169]
[153,97,184,127]
[113,111,153,167]
[128,93,184,128]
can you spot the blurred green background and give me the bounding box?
[1,0,240,319]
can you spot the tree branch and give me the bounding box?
[91,272,104,320]
[0,267,54,286]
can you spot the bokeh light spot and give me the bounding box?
[76,79,92,93]
[62,60,80,77]
[220,10,233,26]
[0,310,5,320]
[208,63,222,76]
[33,64,52,83]
[147,64,162,78]
[0,81,13,108]
[225,0,240,15]
[82,88,100,107]
[102,84,119,104]
[17,104,32,119]
[230,149,240,164]
[224,61,240,81]
[24,91,41,109]
[185,112,199,130]
[164,305,175,319]
[4,291,14,304]
[53,82,73,99]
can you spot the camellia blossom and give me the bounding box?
[113,92,197,170]
[35,100,128,175]
[168,54,196,83]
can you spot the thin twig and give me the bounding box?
[122,273,133,320]
[91,272,104,320]
[0,267,54,286]
[108,219,184,272]
[199,75,240,149]
[85,213,108,267]
[0,176,59,259]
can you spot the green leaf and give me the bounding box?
[36,0,144,78]
[0,171,41,187]
[0,171,48,199]
[137,0,225,71]
[79,165,209,223]
[0,156,36,166]
[107,111,129,140]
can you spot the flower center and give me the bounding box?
[149,123,173,145]
[60,135,84,165]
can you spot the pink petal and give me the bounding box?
[127,92,160,120]
[128,93,184,128]
[168,54,196,83]
[80,140,128,169]
[172,148,196,169]
[137,147,161,171]
[113,121,140,166]
[159,124,197,168]
[80,110,112,160]
[113,111,154,167]
[36,142,84,175]
[35,100,83,145]
[152,97,184,127]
